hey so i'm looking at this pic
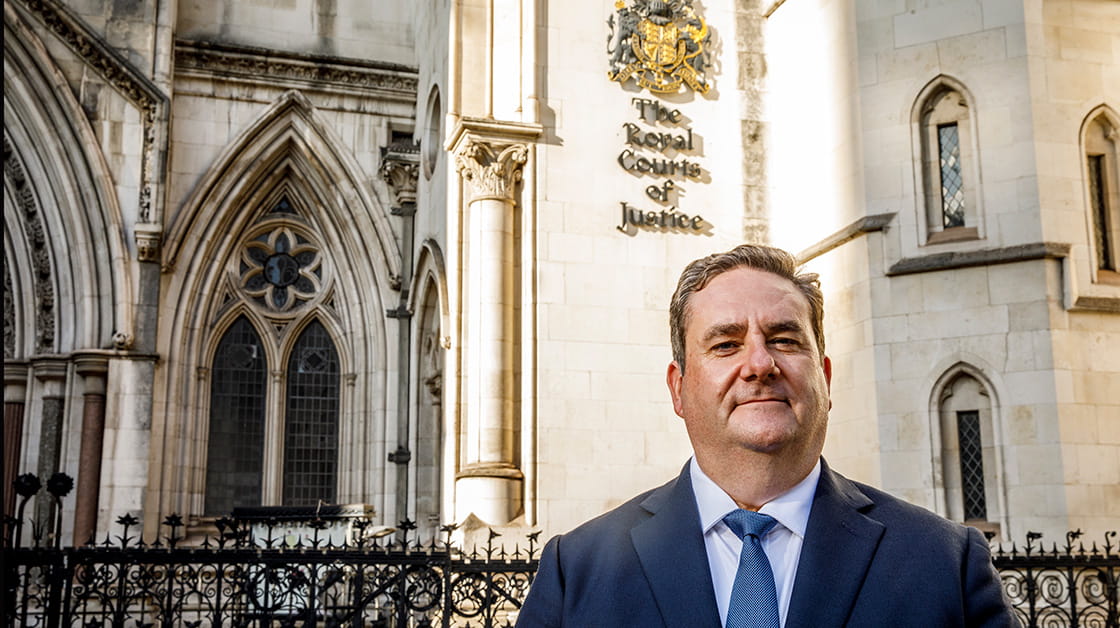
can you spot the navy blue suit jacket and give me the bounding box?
[516,460,1017,627]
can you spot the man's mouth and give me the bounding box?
[738,397,788,406]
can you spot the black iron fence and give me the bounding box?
[993,530,1120,628]
[2,474,538,627]
[3,515,538,628]
[2,473,1118,627]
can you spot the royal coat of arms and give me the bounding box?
[606,0,711,95]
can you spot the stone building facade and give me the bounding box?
[3,0,1116,548]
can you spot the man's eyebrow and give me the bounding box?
[700,322,748,343]
[699,320,808,344]
[764,320,807,336]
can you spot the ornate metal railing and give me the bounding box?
[2,474,539,627]
[3,473,1118,627]
[992,530,1120,628]
[4,515,539,628]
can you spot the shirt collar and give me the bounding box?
[690,456,821,538]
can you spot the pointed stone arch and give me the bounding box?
[3,7,132,355]
[927,360,1009,537]
[155,90,398,520]
[909,74,985,246]
[1079,103,1120,276]
[1079,103,1120,150]
[163,90,400,277]
[408,239,450,535]
[408,240,450,328]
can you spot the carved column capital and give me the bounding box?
[453,137,528,203]
[134,223,163,263]
[31,356,69,382]
[380,145,420,208]
[5,361,29,402]
[73,352,109,395]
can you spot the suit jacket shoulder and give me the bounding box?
[516,465,721,628]
[787,462,1018,628]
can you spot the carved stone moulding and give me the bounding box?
[3,136,56,355]
[14,0,168,224]
[174,40,419,101]
[448,117,543,204]
[31,355,69,383]
[5,361,31,401]
[134,223,162,263]
[380,142,421,208]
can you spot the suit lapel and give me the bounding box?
[786,461,885,628]
[631,464,722,628]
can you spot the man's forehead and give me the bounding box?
[685,269,811,331]
[694,268,808,309]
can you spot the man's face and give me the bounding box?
[667,267,832,465]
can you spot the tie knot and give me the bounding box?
[723,509,778,540]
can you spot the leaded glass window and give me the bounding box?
[282,320,340,506]
[916,81,981,243]
[1089,155,1115,271]
[204,196,346,512]
[957,410,987,521]
[938,123,966,229]
[205,317,267,516]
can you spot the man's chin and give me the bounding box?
[730,402,795,426]
[726,403,797,439]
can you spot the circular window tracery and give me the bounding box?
[238,226,323,312]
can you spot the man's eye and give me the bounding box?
[771,337,798,346]
[712,341,739,352]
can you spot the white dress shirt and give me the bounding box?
[690,457,821,628]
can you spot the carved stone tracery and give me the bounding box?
[3,136,55,355]
[4,265,15,359]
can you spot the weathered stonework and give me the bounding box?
[4,266,14,359]
[14,0,168,224]
[380,143,421,207]
[134,224,162,264]
[3,137,54,354]
[174,40,418,99]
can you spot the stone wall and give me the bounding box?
[765,0,1118,541]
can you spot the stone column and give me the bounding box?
[4,362,29,520]
[380,141,420,524]
[452,132,528,525]
[72,353,108,545]
[32,356,69,537]
[132,224,161,540]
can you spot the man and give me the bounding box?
[516,244,1017,628]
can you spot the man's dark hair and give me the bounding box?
[669,244,825,369]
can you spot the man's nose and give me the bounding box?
[738,339,778,381]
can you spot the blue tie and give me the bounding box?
[723,509,781,628]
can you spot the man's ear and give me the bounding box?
[666,361,685,418]
[823,355,833,410]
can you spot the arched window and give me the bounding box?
[202,196,343,514]
[1083,108,1120,277]
[205,316,267,515]
[914,77,982,244]
[414,279,444,537]
[937,372,1002,534]
[282,320,340,506]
